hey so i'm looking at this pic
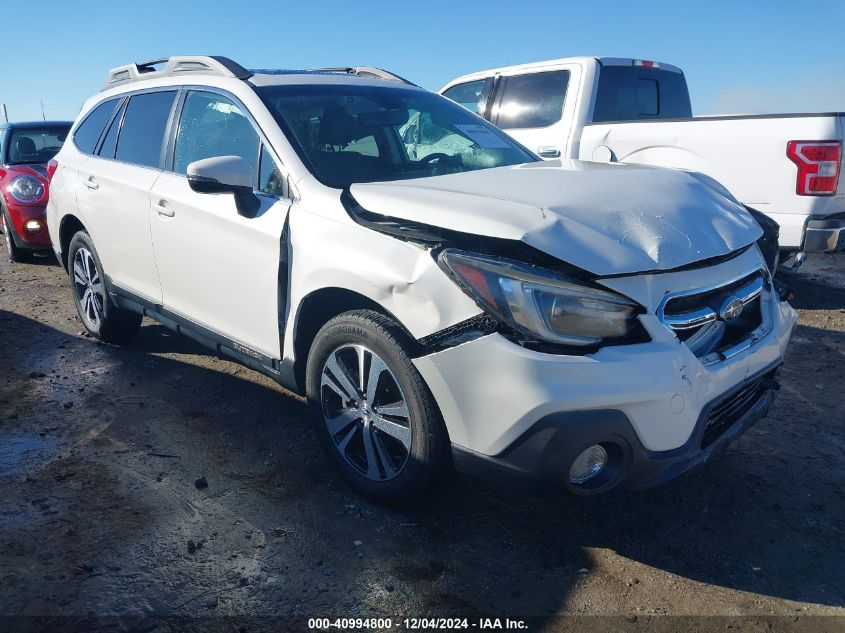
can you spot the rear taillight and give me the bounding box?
[787,141,841,196]
[47,159,59,184]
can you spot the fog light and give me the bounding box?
[569,444,608,484]
[24,220,42,234]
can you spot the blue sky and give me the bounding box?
[2,0,843,122]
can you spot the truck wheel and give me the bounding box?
[306,310,451,504]
[68,231,142,344]
[2,208,31,263]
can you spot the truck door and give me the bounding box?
[441,77,494,120]
[488,66,579,159]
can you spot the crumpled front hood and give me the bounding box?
[350,159,762,276]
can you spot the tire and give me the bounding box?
[306,310,451,504]
[67,231,142,344]
[1,207,32,263]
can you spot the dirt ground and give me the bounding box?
[0,240,843,632]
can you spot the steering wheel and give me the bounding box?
[418,152,452,165]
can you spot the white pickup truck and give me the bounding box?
[438,57,845,260]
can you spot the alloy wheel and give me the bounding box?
[320,344,412,481]
[73,247,105,328]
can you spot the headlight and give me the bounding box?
[8,175,44,203]
[439,249,646,347]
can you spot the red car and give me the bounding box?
[0,121,72,261]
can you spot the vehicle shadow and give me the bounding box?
[0,234,59,267]
[0,309,842,621]
[780,263,845,311]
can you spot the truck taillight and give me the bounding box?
[787,141,841,196]
[47,159,59,184]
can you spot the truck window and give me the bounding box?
[442,79,488,115]
[494,71,569,129]
[592,66,692,122]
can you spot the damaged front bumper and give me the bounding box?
[413,268,797,495]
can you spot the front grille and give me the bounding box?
[701,377,768,448]
[659,268,772,364]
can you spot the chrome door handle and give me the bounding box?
[154,201,175,218]
[83,178,99,190]
[537,146,561,158]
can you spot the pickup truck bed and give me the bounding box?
[580,112,845,251]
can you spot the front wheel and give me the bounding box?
[306,310,451,504]
[67,231,142,344]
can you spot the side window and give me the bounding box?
[442,79,488,115]
[73,99,120,154]
[97,100,126,159]
[258,145,285,196]
[495,71,570,129]
[115,91,176,168]
[174,91,259,176]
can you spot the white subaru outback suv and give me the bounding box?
[47,56,796,503]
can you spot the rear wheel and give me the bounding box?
[68,231,142,343]
[1,208,32,263]
[306,310,451,504]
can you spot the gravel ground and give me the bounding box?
[0,240,843,632]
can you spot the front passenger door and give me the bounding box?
[149,90,290,359]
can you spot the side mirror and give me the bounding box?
[187,155,258,217]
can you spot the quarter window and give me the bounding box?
[97,101,126,159]
[442,79,488,115]
[73,99,120,155]
[495,71,570,129]
[115,91,176,168]
[173,91,259,176]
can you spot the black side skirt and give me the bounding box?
[107,279,301,395]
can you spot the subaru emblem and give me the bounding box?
[720,296,744,322]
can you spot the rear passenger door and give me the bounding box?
[76,90,177,302]
[149,89,290,359]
